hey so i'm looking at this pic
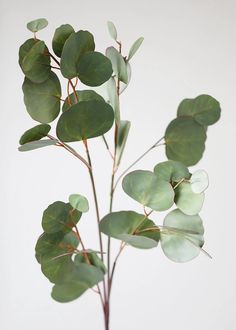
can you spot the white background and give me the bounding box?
[1,0,235,329]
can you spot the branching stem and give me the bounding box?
[113,137,165,192]
[47,135,91,169]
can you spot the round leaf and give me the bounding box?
[41,254,74,284]
[56,100,114,142]
[69,194,89,213]
[161,209,204,262]
[23,71,61,123]
[35,231,79,264]
[106,47,128,83]
[118,234,158,249]
[100,211,159,249]
[76,252,107,274]
[18,139,58,152]
[70,262,104,288]
[51,282,88,303]
[62,90,104,112]
[190,169,209,193]
[19,39,51,83]
[136,218,160,242]
[100,211,148,238]
[127,37,144,61]
[154,160,190,182]
[19,124,51,145]
[165,117,207,166]
[27,18,48,32]
[60,30,95,78]
[122,170,174,211]
[107,21,117,40]
[77,51,113,87]
[42,201,82,234]
[52,24,75,57]
[177,94,221,126]
[175,182,205,215]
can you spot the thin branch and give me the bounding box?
[69,79,79,102]
[67,80,72,106]
[108,242,126,297]
[48,52,60,67]
[83,139,107,303]
[102,135,114,160]
[47,134,91,170]
[113,137,165,192]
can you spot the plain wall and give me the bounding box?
[1,0,235,329]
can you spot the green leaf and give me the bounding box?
[19,124,51,145]
[27,18,48,32]
[52,24,75,57]
[69,194,89,213]
[106,47,128,83]
[127,37,144,61]
[18,139,58,152]
[154,160,190,182]
[190,169,209,193]
[115,120,131,166]
[60,30,95,78]
[119,234,158,249]
[77,51,113,87]
[160,209,204,262]
[51,282,88,302]
[42,201,82,234]
[62,90,104,112]
[42,254,75,284]
[100,211,158,249]
[122,170,174,211]
[19,39,51,83]
[75,252,107,274]
[35,231,79,264]
[56,100,114,142]
[177,94,221,126]
[87,253,107,274]
[165,117,207,166]
[136,218,160,242]
[70,262,104,287]
[175,182,204,215]
[107,21,117,40]
[119,62,132,94]
[51,262,104,302]
[100,211,148,237]
[22,71,61,123]
[37,232,80,284]
[106,77,120,123]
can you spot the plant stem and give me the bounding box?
[69,79,79,102]
[83,140,107,304]
[109,242,126,297]
[74,225,105,304]
[47,134,91,169]
[113,137,165,192]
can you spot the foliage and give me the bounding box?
[18,18,221,329]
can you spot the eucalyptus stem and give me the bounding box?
[108,242,126,297]
[113,137,165,192]
[47,134,91,169]
[83,140,107,305]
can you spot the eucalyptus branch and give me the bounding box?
[19,18,221,330]
[108,242,126,297]
[102,135,114,160]
[83,140,107,304]
[113,137,165,192]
